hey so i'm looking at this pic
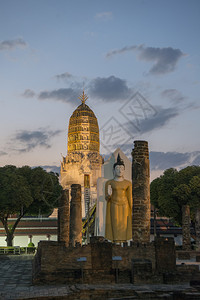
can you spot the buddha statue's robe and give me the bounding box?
[105,179,132,242]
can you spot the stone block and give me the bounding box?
[155,237,176,273]
[178,252,191,260]
[196,255,200,262]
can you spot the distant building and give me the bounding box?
[0,216,186,247]
[0,217,57,247]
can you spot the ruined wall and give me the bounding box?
[112,242,155,270]
[33,239,114,285]
[33,237,180,285]
[33,238,156,285]
[132,140,150,243]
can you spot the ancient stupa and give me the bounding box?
[60,91,103,217]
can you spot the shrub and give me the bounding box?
[28,242,35,247]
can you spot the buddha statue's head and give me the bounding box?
[113,154,125,179]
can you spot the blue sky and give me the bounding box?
[0,0,200,180]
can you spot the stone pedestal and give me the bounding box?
[132,140,150,243]
[58,189,70,246]
[70,184,82,246]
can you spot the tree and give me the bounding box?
[150,166,200,249]
[151,168,181,223]
[189,176,200,249]
[172,184,191,250]
[0,165,62,246]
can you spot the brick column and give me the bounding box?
[58,189,70,247]
[70,184,82,246]
[195,208,200,250]
[132,140,150,243]
[182,205,191,250]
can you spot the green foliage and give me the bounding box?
[0,165,62,246]
[0,165,32,215]
[0,165,62,217]
[150,177,161,209]
[150,166,200,226]
[28,242,35,247]
[172,184,191,206]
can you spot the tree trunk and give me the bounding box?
[154,208,157,240]
[0,211,26,247]
[182,205,191,250]
[195,207,200,250]
[6,232,14,247]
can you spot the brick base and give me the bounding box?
[32,236,183,285]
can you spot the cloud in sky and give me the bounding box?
[0,38,27,51]
[139,106,179,133]
[95,11,113,20]
[149,151,200,171]
[22,89,36,98]
[36,165,60,174]
[106,45,185,75]
[100,101,181,155]
[161,89,186,102]
[0,151,7,156]
[55,72,73,81]
[38,88,81,105]
[124,105,179,136]
[104,143,200,173]
[39,165,61,174]
[192,154,200,165]
[12,128,62,153]
[27,75,132,104]
[89,76,132,101]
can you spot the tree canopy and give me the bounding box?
[0,165,62,246]
[150,166,200,226]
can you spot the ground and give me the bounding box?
[0,255,200,299]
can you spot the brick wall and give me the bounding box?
[33,237,191,285]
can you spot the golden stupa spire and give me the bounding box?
[78,90,88,104]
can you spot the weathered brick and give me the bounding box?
[58,189,70,246]
[132,140,150,243]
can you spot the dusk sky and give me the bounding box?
[0,0,200,180]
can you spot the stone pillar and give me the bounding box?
[132,140,150,243]
[70,184,82,246]
[58,189,70,247]
[182,205,191,250]
[195,208,200,250]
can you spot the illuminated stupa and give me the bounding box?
[60,91,103,217]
